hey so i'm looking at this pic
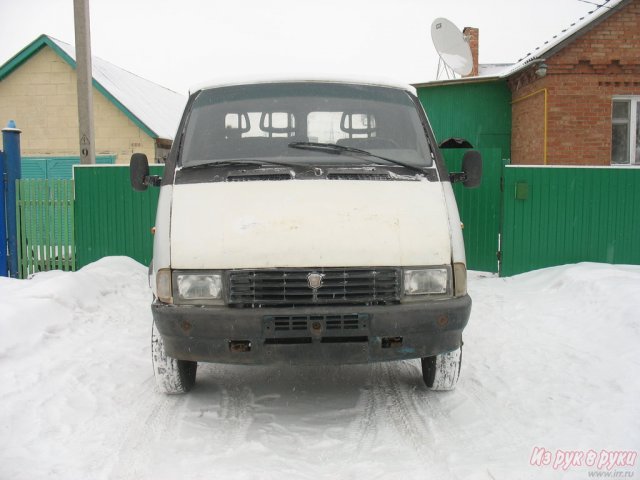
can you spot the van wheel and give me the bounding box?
[421,347,462,391]
[151,321,197,394]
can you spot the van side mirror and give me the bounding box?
[130,153,162,191]
[449,150,482,188]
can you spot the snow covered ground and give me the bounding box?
[0,257,638,480]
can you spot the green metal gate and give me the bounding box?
[74,165,163,268]
[16,179,75,278]
[418,81,512,274]
[442,148,507,273]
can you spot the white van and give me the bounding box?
[130,79,481,394]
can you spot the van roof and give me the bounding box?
[190,75,417,96]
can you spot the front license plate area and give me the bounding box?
[263,313,370,339]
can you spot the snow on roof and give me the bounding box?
[498,0,629,78]
[0,35,185,141]
[46,37,186,140]
[478,63,514,77]
[413,0,630,87]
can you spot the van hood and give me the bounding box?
[170,180,451,269]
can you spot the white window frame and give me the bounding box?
[611,96,640,165]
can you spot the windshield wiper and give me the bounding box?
[288,142,428,175]
[180,159,307,170]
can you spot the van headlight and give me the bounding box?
[175,273,223,303]
[403,268,450,296]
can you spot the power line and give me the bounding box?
[577,0,615,10]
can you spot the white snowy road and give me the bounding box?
[1,258,639,479]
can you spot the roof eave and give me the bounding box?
[501,0,632,78]
[412,75,504,89]
[0,35,72,81]
[0,34,160,140]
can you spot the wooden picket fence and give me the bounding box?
[15,179,75,278]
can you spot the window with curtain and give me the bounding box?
[611,98,640,165]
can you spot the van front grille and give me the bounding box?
[228,268,400,307]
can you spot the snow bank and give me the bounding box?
[0,259,638,480]
[0,257,152,479]
[0,257,148,356]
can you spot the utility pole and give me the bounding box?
[73,0,96,164]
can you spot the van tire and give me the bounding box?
[421,347,462,391]
[151,321,197,394]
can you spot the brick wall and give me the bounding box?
[0,46,156,164]
[509,0,640,165]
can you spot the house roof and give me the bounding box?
[413,0,631,88]
[0,34,186,140]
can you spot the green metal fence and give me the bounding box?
[71,159,505,274]
[74,165,163,269]
[70,164,640,278]
[16,179,75,278]
[501,166,640,276]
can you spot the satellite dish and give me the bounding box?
[431,18,473,78]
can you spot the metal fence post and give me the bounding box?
[0,148,6,277]
[2,120,22,278]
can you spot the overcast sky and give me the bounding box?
[1,0,602,95]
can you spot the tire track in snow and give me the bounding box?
[216,379,255,451]
[378,362,429,454]
[111,366,257,478]
[455,374,522,451]
[193,364,256,452]
[402,359,504,451]
[397,358,523,478]
[349,370,378,457]
[109,377,185,480]
[374,360,452,479]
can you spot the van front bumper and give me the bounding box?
[152,295,471,365]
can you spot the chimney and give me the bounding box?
[463,27,479,77]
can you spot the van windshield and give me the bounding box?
[180,83,433,168]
